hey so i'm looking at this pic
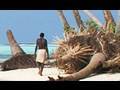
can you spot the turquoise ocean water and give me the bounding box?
[0,44,58,62]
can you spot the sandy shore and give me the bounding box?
[0,67,120,81]
[0,59,120,81]
[0,67,61,81]
[80,73,120,81]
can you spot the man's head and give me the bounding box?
[40,33,44,38]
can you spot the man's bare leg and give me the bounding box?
[38,63,44,76]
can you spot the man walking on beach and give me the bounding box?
[34,33,49,76]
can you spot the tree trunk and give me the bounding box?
[7,30,26,56]
[115,10,120,34]
[48,53,106,81]
[57,10,70,28]
[83,10,102,27]
[72,10,85,32]
[103,10,116,33]
[57,10,70,41]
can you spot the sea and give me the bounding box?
[0,44,58,62]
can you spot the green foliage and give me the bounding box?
[64,26,77,33]
[109,23,116,33]
[86,19,99,30]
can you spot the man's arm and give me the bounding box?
[45,39,49,59]
[34,39,38,57]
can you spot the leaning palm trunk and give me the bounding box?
[103,10,116,33]
[7,30,26,56]
[57,10,71,41]
[72,10,85,32]
[48,53,106,81]
[57,10,70,28]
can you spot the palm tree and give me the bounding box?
[7,30,26,56]
[57,10,70,40]
[103,10,116,33]
[57,10,70,28]
[72,10,85,32]
[57,10,77,41]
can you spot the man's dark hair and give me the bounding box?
[40,33,44,37]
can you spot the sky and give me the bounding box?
[0,10,118,44]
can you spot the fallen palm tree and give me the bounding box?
[1,30,37,71]
[48,31,120,81]
[48,10,120,81]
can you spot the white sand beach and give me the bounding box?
[0,67,60,81]
[80,73,120,81]
[0,66,120,81]
[0,59,120,81]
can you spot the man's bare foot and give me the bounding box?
[38,71,43,76]
[40,73,43,76]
